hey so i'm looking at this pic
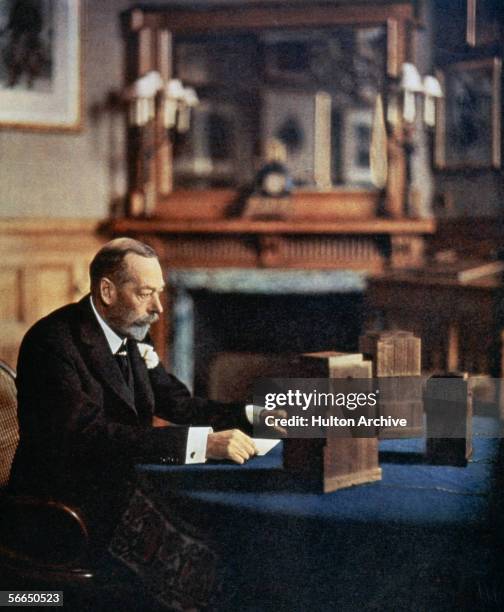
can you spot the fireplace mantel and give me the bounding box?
[109,217,435,235]
[107,217,435,271]
[106,216,435,365]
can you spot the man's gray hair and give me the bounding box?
[89,237,158,291]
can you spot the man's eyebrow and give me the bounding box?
[138,284,165,291]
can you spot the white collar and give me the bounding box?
[89,296,125,354]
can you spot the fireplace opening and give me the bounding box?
[168,268,367,398]
[191,291,363,397]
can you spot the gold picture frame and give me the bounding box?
[0,0,81,131]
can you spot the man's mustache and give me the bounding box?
[134,313,159,327]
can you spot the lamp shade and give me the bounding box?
[166,78,185,99]
[400,63,423,92]
[423,75,443,98]
[183,87,199,107]
[131,71,163,99]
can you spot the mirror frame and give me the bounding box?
[124,2,417,219]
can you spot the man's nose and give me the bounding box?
[150,292,163,314]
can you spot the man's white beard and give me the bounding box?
[126,322,152,341]
[122,313,159,341]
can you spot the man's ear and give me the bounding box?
[99,277,116,305]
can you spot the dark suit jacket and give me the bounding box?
[9,296,249,545]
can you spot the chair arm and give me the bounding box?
[0,495,90,568]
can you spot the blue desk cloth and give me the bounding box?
[138,417,504,611]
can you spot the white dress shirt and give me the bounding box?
[89,297,211,464]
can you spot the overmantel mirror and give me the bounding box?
[123,2,417,220]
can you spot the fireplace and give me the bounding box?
[109,213,434,392]
[167,269,366,395]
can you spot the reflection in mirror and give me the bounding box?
[172,26,386,191]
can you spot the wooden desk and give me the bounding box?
[365,272,502,376]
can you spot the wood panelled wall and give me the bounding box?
[0,220,105,369]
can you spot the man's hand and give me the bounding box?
[206,429,258,464]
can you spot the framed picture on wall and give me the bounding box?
[262,89,332,188]
[0,0,81,131]
[435,57,501,170]
[174,99,242,187]
[341,108,373,185]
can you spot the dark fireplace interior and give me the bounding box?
[191,291,364,397]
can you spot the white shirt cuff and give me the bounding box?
[185,427,213,464]
[245,404,255,425]
[246,404,265,425]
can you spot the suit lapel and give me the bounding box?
[77,297,137,414]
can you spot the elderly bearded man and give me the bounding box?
[9,238,263,610]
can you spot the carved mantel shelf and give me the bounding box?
[107,217,435,272]
[110,218,434,235]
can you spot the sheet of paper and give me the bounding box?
[253,438,281,456]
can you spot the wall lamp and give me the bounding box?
[399,62,444,127]
[126,71,199,132]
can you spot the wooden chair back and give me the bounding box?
[0,361,18,489]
